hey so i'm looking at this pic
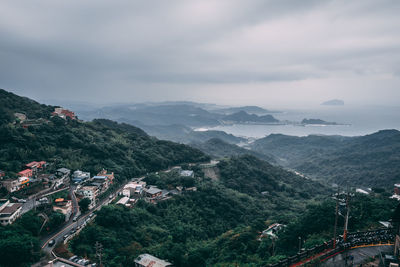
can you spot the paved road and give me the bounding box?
[40,162,207,254]
[40,178,138,252]
[321,245,393,266]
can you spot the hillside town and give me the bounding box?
[0,149,202,267]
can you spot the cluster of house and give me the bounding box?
[14,112,52,129]
[117,169,197,207]
[52,107,76,120]
[44,253,172,267]
[0,161,48,192]
[12,107,76,129]
[75,169,114,210]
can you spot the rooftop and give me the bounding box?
[146,187,162,195]
[180,170,194,176]
[57,168,70,173]
[134,254,172,267]
[81,185,98,191]
[93,176,107,179]
[26,161,39,168]
[117,196,130,205]
[18,169,32,174]
[0,203,23,216]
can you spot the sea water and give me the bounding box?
[206,105,400,138]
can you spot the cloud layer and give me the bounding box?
[1,0,399,107]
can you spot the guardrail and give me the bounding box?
[268,228,394,267]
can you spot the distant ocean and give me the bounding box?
[207,106,400,138]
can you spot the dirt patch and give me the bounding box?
[203,166,220,181]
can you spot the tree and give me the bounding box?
[79,198,91,213]
[48,212,66,231]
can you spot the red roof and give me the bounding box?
[18,169,32,176]
[26,161,39,168]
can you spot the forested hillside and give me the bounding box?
[250,131,400,187]
[70,155,331,267]
[217,155,327,199]
[0,89,209,180]
[190,138,274,162]
[250,134,351,166]
[0,89,55,124]
[295,130,400,187]
[0,89,211,267]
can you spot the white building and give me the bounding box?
[116,196,130,205]
[77,186,98,209]
[1,179,20,192]
[180,170,194,177]
[0,200,23,225]
[72,170,90,184]
[356,188,370,195]
[134,254,172,267]
[122,181,146,198]
[260,223,285,239]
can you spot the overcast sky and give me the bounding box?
[1,0,400,108]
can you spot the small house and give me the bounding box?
[134,254,172,267]
[144,187,162,199]
[18,169,33,178]
[56,168,71,178]
[180,170,194,178]
[0,200,23,225]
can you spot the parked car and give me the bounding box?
[69,256,78,262]
[48,239,55,247]
[63,234,69,240]
[18,199,27,203]
[39,197,48,203]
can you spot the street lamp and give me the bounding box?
[298,236,301,253]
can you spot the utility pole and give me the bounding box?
[95,241,103,267]
[271,235,277,256]
[333,190,339,248]
[298,236,302,253]
[343,192,350,242]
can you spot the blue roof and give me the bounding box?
[93,176,107,179]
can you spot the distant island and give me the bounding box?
[301,118,338,125]
[213,105,279,115]
[321,99,344,106]
[222,111,279,124]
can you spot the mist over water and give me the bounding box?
[209,106,400,138]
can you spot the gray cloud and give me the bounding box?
[0,0,399,107]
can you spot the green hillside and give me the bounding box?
[295,130,400,187]
[0,89,209,180]
[250,131,400,187]
[0,89,55,124]
[190,138,274,162]
[70,155,330,267]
